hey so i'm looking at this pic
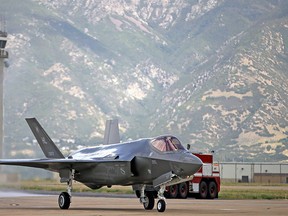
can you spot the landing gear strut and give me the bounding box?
[58,169,74,209]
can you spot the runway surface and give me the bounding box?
[0,191,287,216]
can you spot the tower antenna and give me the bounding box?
[0,14,8,160]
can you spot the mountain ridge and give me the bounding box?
[1,0,288,164]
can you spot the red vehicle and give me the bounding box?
[165,153,220,199]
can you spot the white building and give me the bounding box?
[219,162,288,183]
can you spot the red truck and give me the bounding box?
[165,153,220,199]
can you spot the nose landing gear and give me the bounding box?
[156,184,166,212]
[58,169,74,209]
[138,184,167,212]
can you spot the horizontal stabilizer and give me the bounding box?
[26,118,64,159]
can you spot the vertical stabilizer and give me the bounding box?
[26,118,64,158]
[103,119,120,144]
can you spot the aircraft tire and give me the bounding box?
[135,190,141,198]
[157,199,166,212]
[58,192,71,209]
[143,192,154,210]
[208,181,217,199]
[198,181,208,199]
[177,182,188,199]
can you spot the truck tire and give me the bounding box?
[177,182,188,199]
[208,181,217,199]
[167,185,178,198]
[198,181,208,199]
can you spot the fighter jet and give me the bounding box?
[0,118,202,212]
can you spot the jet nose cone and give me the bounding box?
[194,154,203,166]
[180,152,203,175]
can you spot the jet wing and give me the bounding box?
[0,158,129,173]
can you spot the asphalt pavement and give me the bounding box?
[0,190,287,216]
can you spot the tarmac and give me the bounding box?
[0,191,287,216]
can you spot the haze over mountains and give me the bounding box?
[2,0,288,163]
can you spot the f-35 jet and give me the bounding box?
[0,118,202,212]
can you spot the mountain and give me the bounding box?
[1,0,288,164]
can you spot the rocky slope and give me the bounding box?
[1,0,288,164]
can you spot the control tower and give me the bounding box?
[0,24,8,159]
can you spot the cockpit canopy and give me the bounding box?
[151,136,185,152]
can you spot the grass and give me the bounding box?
[219,188,288,199]
[221,182,288,187]
[0,179,134,194]
[219,182,288,199]
[1,179,288,199]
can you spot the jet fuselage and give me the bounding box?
[70,136,202,189]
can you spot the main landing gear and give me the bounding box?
[58,170,74,209]
[58,192,70,209]
[139,185,167,212]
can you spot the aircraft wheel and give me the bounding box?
[178,182,188,199]
[157,199,166,212]
[58,192,70,209]
[198,181,208,199]
[208,181,217,199]
[135,190,141,198]
[143,192,154,210]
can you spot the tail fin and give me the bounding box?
[103,119,120,144]
[26,118,65,159]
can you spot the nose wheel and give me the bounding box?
[157,199,166,212]
[58,192,70,209]
[58,169,74,209]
